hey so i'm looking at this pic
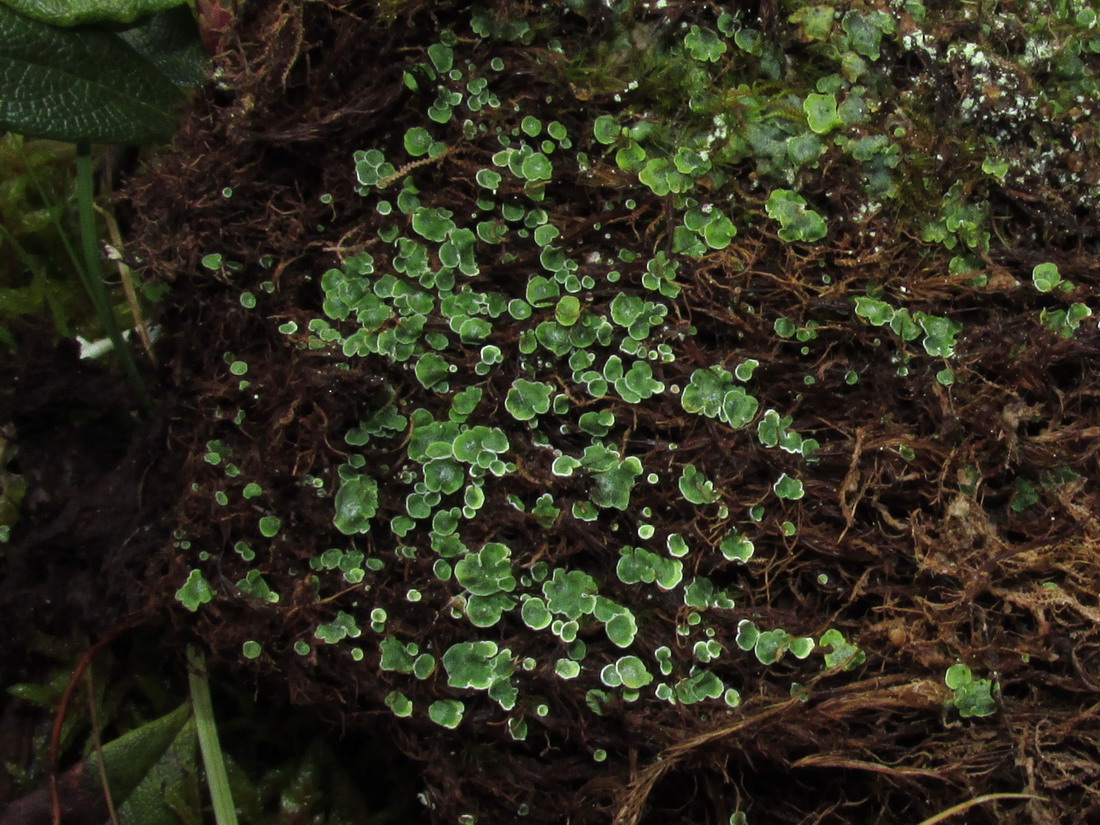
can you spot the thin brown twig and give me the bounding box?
[613,697,800,825]
[95,203,157,366]
[48,620,139,825]
[912,793,1045,825]
[85,667,120,825]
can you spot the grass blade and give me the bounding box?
[187,645,239,825]
[75,144,149,405]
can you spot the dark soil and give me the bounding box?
[7,2,1100,825]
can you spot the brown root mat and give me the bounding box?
[121,2,1100,823]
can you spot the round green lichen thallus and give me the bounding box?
[258,515,281,537]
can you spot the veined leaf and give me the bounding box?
[0,4,182,144]
[116,5,209,88]
[1,704,197,825]
[88,703,193,803]
[0,0,183,26]
[110,714,201,825]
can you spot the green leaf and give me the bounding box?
[521,596,552,629]
[521,152,553,181]
[915,312,961,357]
[542,568,598,619]
[526,274,560,307]
[175,569,214,611]
[854,296,894,326]
[404,126,433,156]
[427,42,453,73]
[981,156,1009,181]
[945,663,972,690]
[841,10,894,61]
[734,27,762,55]
[555,295,581,326]
[774,317,797,338]
[411,207,456,242]
[442,640,504,689]
[675,670,724,703]
[86,704,200,825]
[719,530,754,562]
[615,139,646,171]
[116,714,200,825]
[614,655,652,689]
[423,458,465,495]
[257,515,281,537]
[505,378,552,421]
[415,352,451,390]
[702,213,736,249]
[803,93,841,134]
[534,224,561,246]
[593,114,620,144]
[115,5,208,88]
[820,628,865,670]
[1031,262,1062,293]
[332,475,380,539]
[453,425,509,464]
[428,699,464,728]
[454,541,516,595]
[2,0,182,26]
[681,366,732,418]
[386,690,413,717]
[788,637,815,659]
[753,628,791,664]
[790,5,835,40]
[683,25,726,62]
[521,115,541,137]
[533,320,571,360]
[315,610,362,643]
[464,594,514,624]
[0,4,182,144]
[734,359,759,381]
[679,463,719,505]
[765,189,827,243]
[476,168,502,189]
[590,454,643,510]
[773,473,805,500]
[555,658,581,679]
[736,620,759,650]
[380,636,417,673]
[952,678,997,717]
[756,409,783,448]
[673,147,709,176]
[605,611,637,647]
[719,386,758,428]
[890,307,921,340]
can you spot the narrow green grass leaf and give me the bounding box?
[188,645,240,825]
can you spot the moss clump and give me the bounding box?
[130,1,1100,823]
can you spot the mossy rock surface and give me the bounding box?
[127,2,1100,823]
